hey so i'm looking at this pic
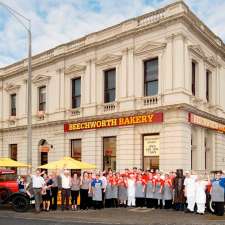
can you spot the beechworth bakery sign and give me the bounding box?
[64,112,163,132]
[189,113,225,133]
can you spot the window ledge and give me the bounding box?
[8,116,17,122]
[68,108,83,117]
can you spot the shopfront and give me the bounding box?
[64,112,163,170]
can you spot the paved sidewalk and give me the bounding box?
[1,207,225,225]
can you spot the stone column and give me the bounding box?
[215,133,225,169]
[198,60,206,101]
[134,57,144,97]
[84,60,91,105]
[127,47,134,97]
[117,126,135,171]
[91,59,97,104]
[205,130,215,171]
[0,81,3,127]
[215,66,221,107]
[160,110,191,171]
[120,48,128,99]
[164,36,173,92]
[194,127,205,170]
[211,69,217,106]
[184,38,190,92]
[81,130,97,165]
[173,34,185,90]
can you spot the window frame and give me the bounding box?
[191,61,197,96]
[10,93,16,116]
[71,139,82,161]
[71,77,81,109]
[10,144,17,161]
[38,85,46,112]
[206,69,211,102]
[104,68,116,103]
[103,136,116,171]
[144,57,159,97]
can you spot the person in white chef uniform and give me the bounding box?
[194,175,210,215]
[127,173,136,207]
[184,171,197,213]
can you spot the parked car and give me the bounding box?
[0,169,33,212]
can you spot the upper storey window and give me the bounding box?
[104,68,116,103]
[38,86,46,111]
[10,94,16,116]
[191,61,197,96]
[71,77,81,108]
[206,70,212,102]
[144,58,158,96]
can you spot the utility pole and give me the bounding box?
[0,2,32,171]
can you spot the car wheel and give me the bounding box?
[11,195,30,212]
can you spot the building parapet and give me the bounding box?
[0,0,224,78]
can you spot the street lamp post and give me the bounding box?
[0,2,32,171]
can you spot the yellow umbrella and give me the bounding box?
[0,157,31,168]
[38,157,96,170]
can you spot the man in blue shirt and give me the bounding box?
[211,171,225,216]
[91,173,105,209]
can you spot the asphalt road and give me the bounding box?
[1,207,225,225]
[0,217,123,225]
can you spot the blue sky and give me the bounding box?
[0,0,225,67]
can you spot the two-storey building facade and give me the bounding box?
[1,1,225,172]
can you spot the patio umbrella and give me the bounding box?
[0,157,31,168]
[38,157,96,170]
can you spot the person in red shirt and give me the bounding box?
[163,173,173,209]
[135,173,146,207]
[118,175,128,207]
[105,173,113,208]
[153,173,164,209]
[146,172,155,208]
[111,173,118,208]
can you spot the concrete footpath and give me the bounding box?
[1,207,225,225]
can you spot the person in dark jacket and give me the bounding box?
[172,169,185,211]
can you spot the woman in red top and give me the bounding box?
[153,173,164,209]
[163,173,173,209]
[118,175,128,207]
[146,172,155,208]
[111,173,119,208]
[135,173,146,207]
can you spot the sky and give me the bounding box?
[0,0,225,67]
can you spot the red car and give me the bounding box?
[0,169,31,212]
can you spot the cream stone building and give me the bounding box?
[0,1,225,172]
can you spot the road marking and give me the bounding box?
[0,215,121,225]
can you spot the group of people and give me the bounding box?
[19,167,225,216]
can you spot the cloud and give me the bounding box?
[0,0,224,67]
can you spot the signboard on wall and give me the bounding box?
[189,113,225,133]
[144,135,160,157]
[39,145,50,153]
[64,112,163,132]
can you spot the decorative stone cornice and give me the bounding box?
[4,83,21,93]
[188,44,206,59]
[96,54,122,66]
[135,41,166,55]
[32,74,51,86]
[64,64,86,74]
[205,56,217,67]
